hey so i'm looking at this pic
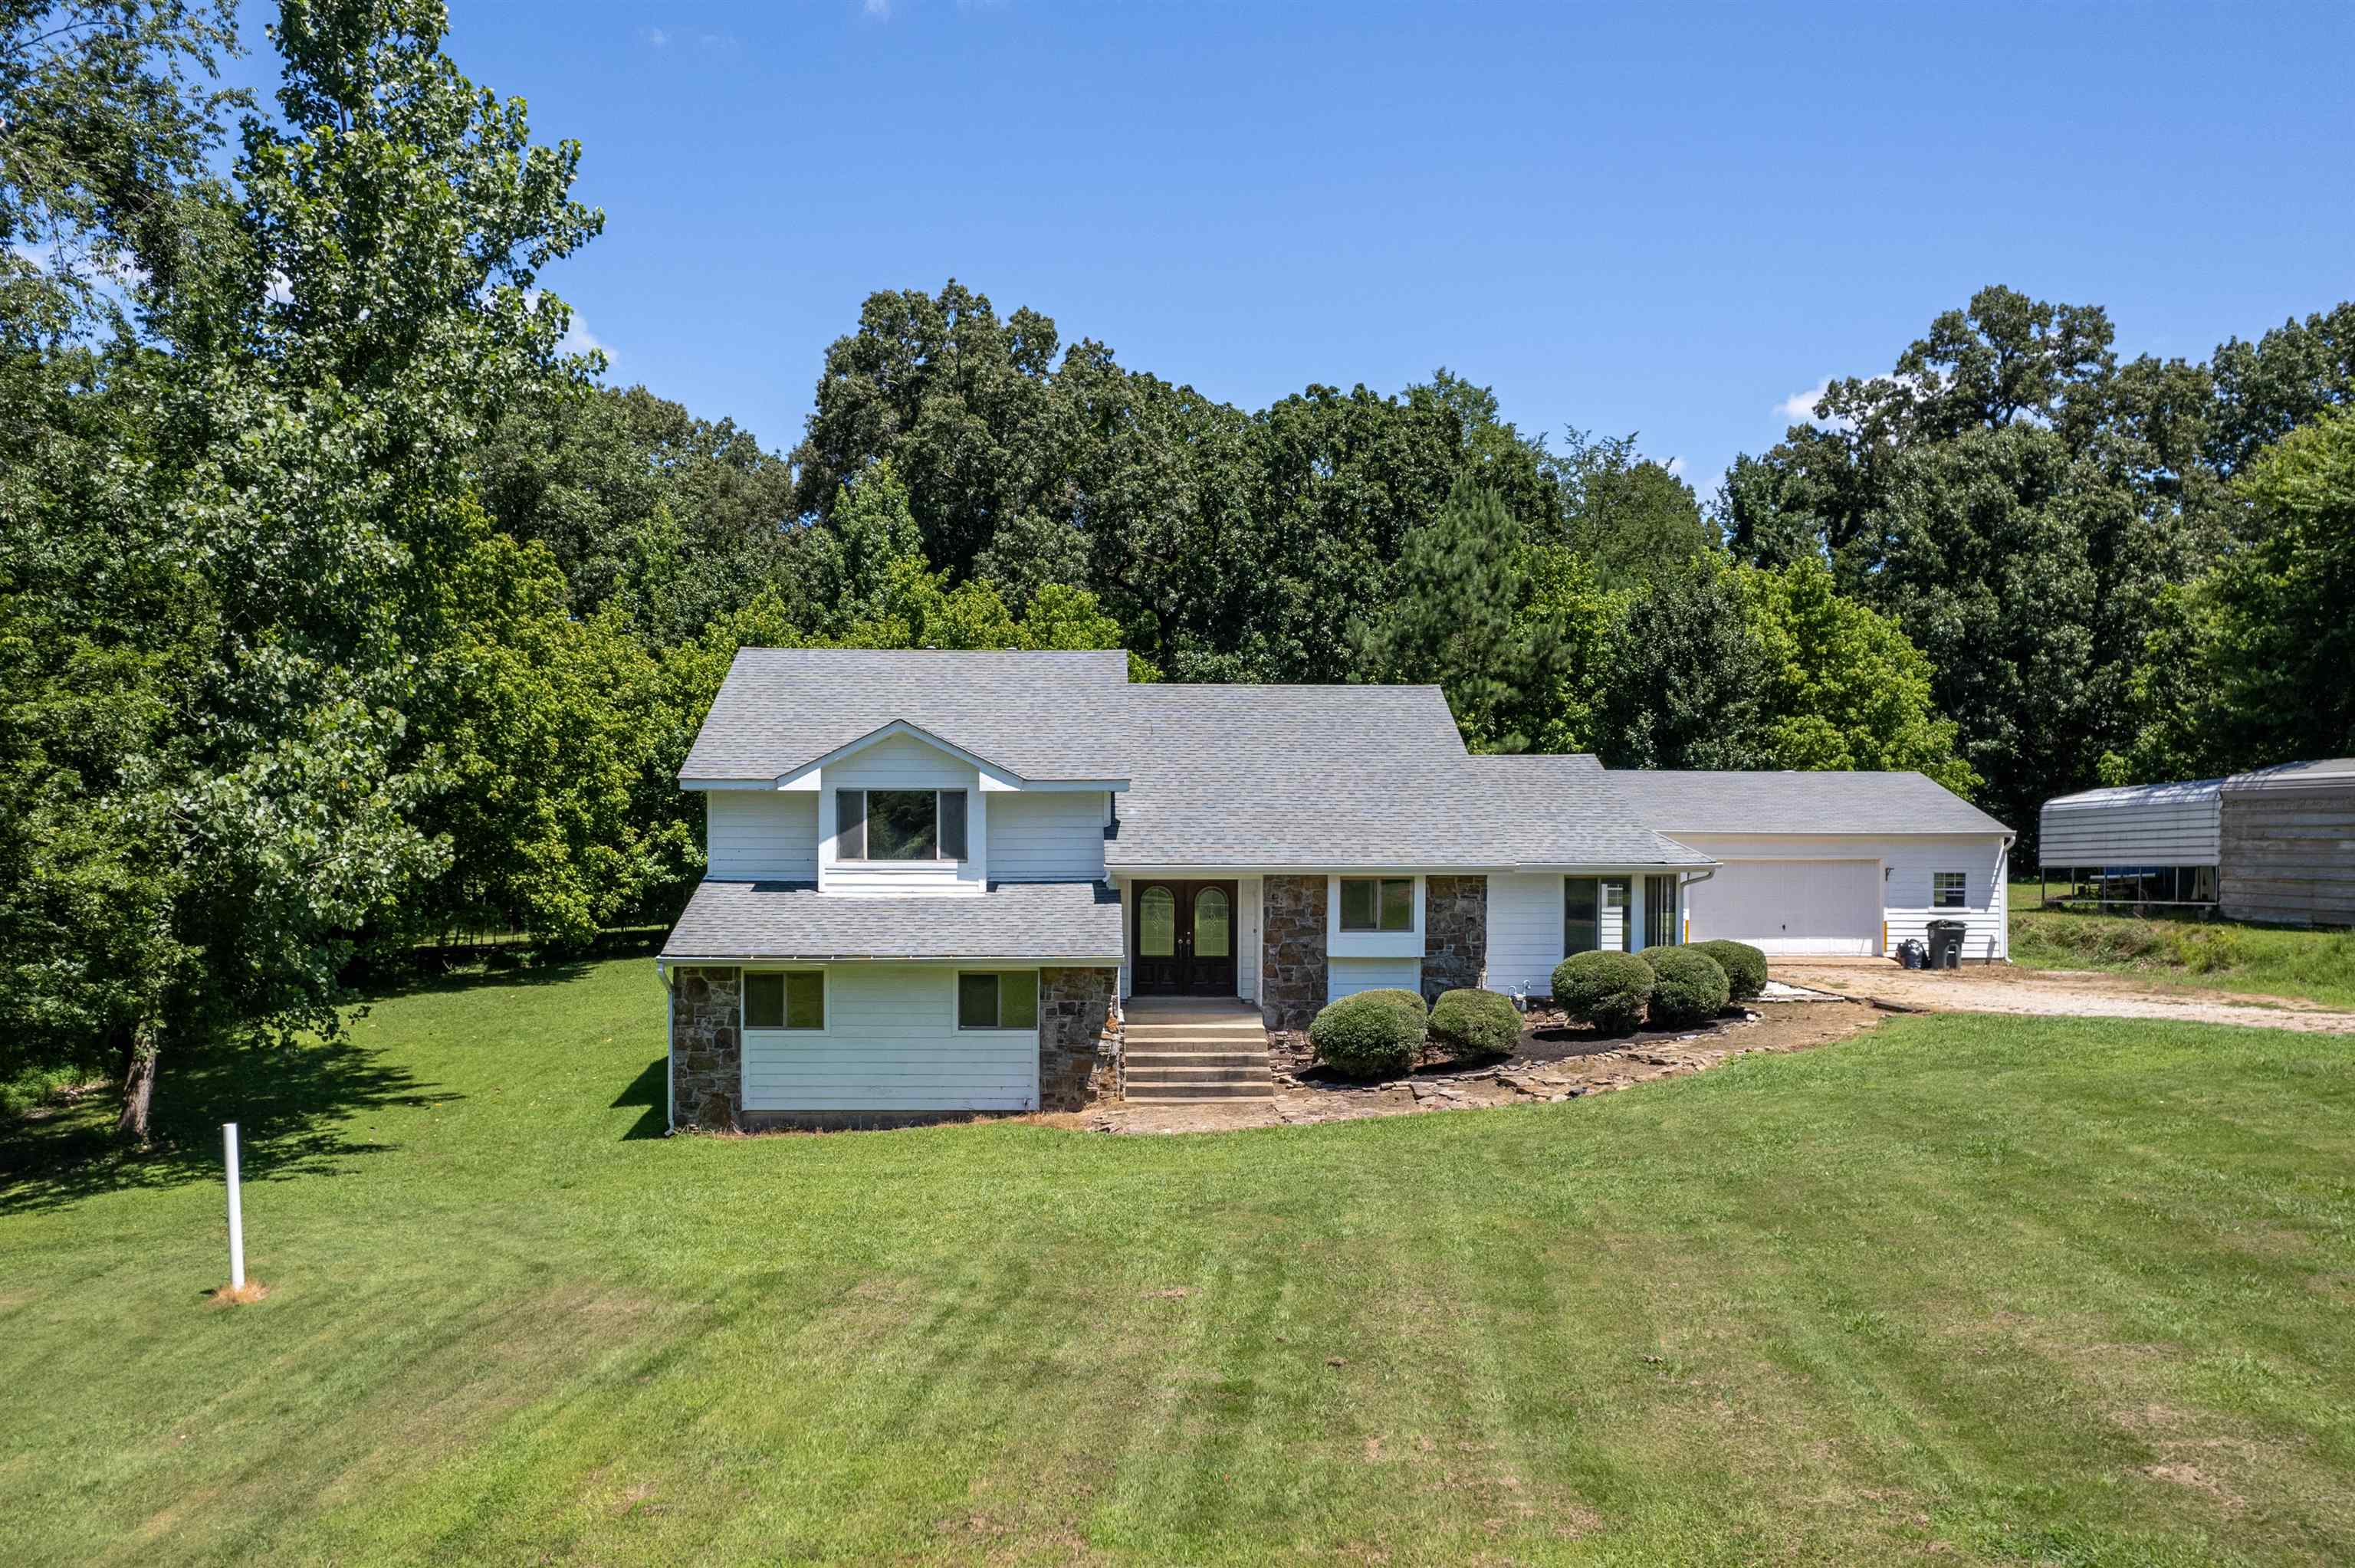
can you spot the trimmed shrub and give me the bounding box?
[1427,988,1522,1062]
[1693,939,1769,1002]
[1552,950,1654,1035]
[1309,988,1428,1079]
[1648,947,1730,1028]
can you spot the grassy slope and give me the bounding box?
[3,959,2353,1566]
[2008,881,2355,1008]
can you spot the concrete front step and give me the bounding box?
[1127,1084,1275,1102]
[1122,1051,1266,1068]
[1128,1069,1272,1088]
[1123,1022,1268,1037]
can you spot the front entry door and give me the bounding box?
[1130,880,1240,996]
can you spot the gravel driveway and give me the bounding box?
[1772,961,2355,1034]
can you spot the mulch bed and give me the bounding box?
[1268,1006,1753,1085]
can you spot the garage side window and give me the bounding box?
[957,971,1040,1030]
[744,971,824,1031]
[1933,871,1967,908]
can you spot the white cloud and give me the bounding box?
[863,0,891,15]
[1775,381,1830,422]
[640,25,668,46]
[558,310,608,362]
[1663,455,1687,477]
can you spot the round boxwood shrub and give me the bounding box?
[1308,988,1429,1080]
[1647,947,1731,1028]
[1551,951,1654,1035]
[1427,987,1522,1062]
[1692,939,1769,1002]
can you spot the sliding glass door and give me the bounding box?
[1565,878,1631,956]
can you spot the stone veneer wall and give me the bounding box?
[1422,875,1489,998]
[1039,966,1121,1110]
[672,963,1121,1130]
[1260,874,1329,1031]
[669,965,742,1130]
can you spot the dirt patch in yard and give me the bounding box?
[1773,961,2355,1033]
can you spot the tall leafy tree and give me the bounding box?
[1719,286,2231,838]
[471,383,804,638]
[1552,428,1713,586]
[790,280,1063,578]
[2202,407,2355,763]
[1595,556,1773,771]
[1739,556,1976,793]
[1358,475,1562,752]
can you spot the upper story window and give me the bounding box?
[1339,876,1414,933]
[836,789,968,861]
[1933,871,1967,908]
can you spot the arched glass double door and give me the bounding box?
[1130,880,1239,996]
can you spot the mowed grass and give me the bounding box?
[4,961,2353,1565]
[2009,881,2355,1009]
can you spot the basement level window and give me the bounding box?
[1933,872,1967,908]
[744,971,824,1031]
[1339,877,1414,933]
[957,971,1039,1031]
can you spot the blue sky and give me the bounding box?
[237,1,2353,496]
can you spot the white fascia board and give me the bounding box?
[680,776,775,791]
[767,719,1130,795]
[1108,864,1516,879]
[1109,861,1712,878]
[661,952,1127,966]
[1511,861,1722,872]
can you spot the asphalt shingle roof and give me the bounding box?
[1106,688,1710,868]
[1616,770,2012,836]
[679,648,1134,782]
[662,879,1125,961]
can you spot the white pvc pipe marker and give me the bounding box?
[223,1122,245,1290]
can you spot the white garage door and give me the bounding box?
[1686,859,1881,956]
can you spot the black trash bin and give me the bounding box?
[1925,919,1966,969]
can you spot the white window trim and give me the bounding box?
[741,966,829,1035]
[1933,871,1969,910]
[1335,874,1420,935]
[840,788,967,865]
[954,968,1040,1033]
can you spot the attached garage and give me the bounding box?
[1686,858,1881,956]
[1614,771,2017,963]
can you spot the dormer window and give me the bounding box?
[836,789,968,861]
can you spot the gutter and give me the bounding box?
[658,952,1129,966]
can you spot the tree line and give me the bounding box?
[5,1,2350,1136]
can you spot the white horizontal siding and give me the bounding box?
[705,791,819,881]
[1488,873,1562,998]
[741,964,1037,1111]
[2040,796,2220,867]
[1238,877,1263,1003]
[825,731,976,789]
[1677,832,2009,961]
[1327,955,1422,1004]
[987,791,1106,880]
[1489,874,1634,996]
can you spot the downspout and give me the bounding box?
[1998,832,2017,962]
[657,957,675,1133]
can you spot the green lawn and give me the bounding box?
[2008,880,2355,1009]
[5,959,2353,1565]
